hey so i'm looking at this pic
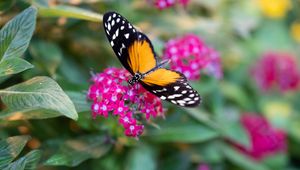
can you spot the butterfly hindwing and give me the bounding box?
[141,69,201,107]
[103,12,157,75]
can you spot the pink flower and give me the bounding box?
[152,0,190,10]
[119,112,136,128]
[162,34,222,80]
[125,124,144,137]
[113,101,129,115]
[197,163,210,170]
[251,52,300,92]
[87,67,164,138]
[232,114,287,160]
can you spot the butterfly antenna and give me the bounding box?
[159,59,171,68]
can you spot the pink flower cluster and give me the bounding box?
[162,34,222,80]
[153,0,190,10]
[233,114,286,160]
[251,52,300,92]
[87,67,164,138]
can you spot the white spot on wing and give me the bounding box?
[115,28,119,37]
[181,90,187,94]
[113,13,116,18]
[177,100,186,104]
[184,98,191,101]
[186,85,192,89]
[108,16,112,21]
[119,43,126,54]
[160,96,166,100]
[189,94,195,97]
[171,100,177,104]
[110,41,114,47]
[120,26,125,30]
[107,23,111,31]
[174,86,180,91]
[116,18,120,23]
[124,33,130,39]
[187,101,195,104]
[111,20,115,26]
[168,94,183,99]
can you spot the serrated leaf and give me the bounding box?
[3,150,42,170]
[0,6,36,60]
[44,135,111,167]
[0,136,30,169]
[0,76,78,120]
[126,145,156,170]
[145,124,219,143]
[37,5,102,22]
[0,57,33,77]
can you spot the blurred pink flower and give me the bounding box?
[162,34,222,80]
[197,163,210,170]
[233,114,287,160]
[251,52,300,92]
[87,67,164,138]
[153,0,190,10]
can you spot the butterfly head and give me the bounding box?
[128,72,144,85]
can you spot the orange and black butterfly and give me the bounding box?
[103,11,201,107]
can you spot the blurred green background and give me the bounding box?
[0,0,300,169]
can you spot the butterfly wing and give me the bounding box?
[141,68,201,107]
[103,12,157,74]
[103,11,201,107]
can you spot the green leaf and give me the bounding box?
[262,153,287,170]
[145,124,219,143]
[66,91,90,113]
[0,136,30,169]
[0,6,37,60]
[0,76,78,120]
[126,144,156,170]
[0,0,16,14]
[254,20,293,52]
[3,150,42,170]
[37,5,102,22]
[0,57,33,77]
[44,135,112,167]
[184,108,218,129]
[220,81,252,110]
[29,40,62,76]
[220,119,250,148]
[222,144,270,170]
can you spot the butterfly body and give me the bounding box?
[103,11,201,107]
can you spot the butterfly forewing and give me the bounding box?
[103,12,157,75]
[103,11,201,107]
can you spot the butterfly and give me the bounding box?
[103,11,201,107]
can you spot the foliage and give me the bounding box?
[0,0,300,170]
